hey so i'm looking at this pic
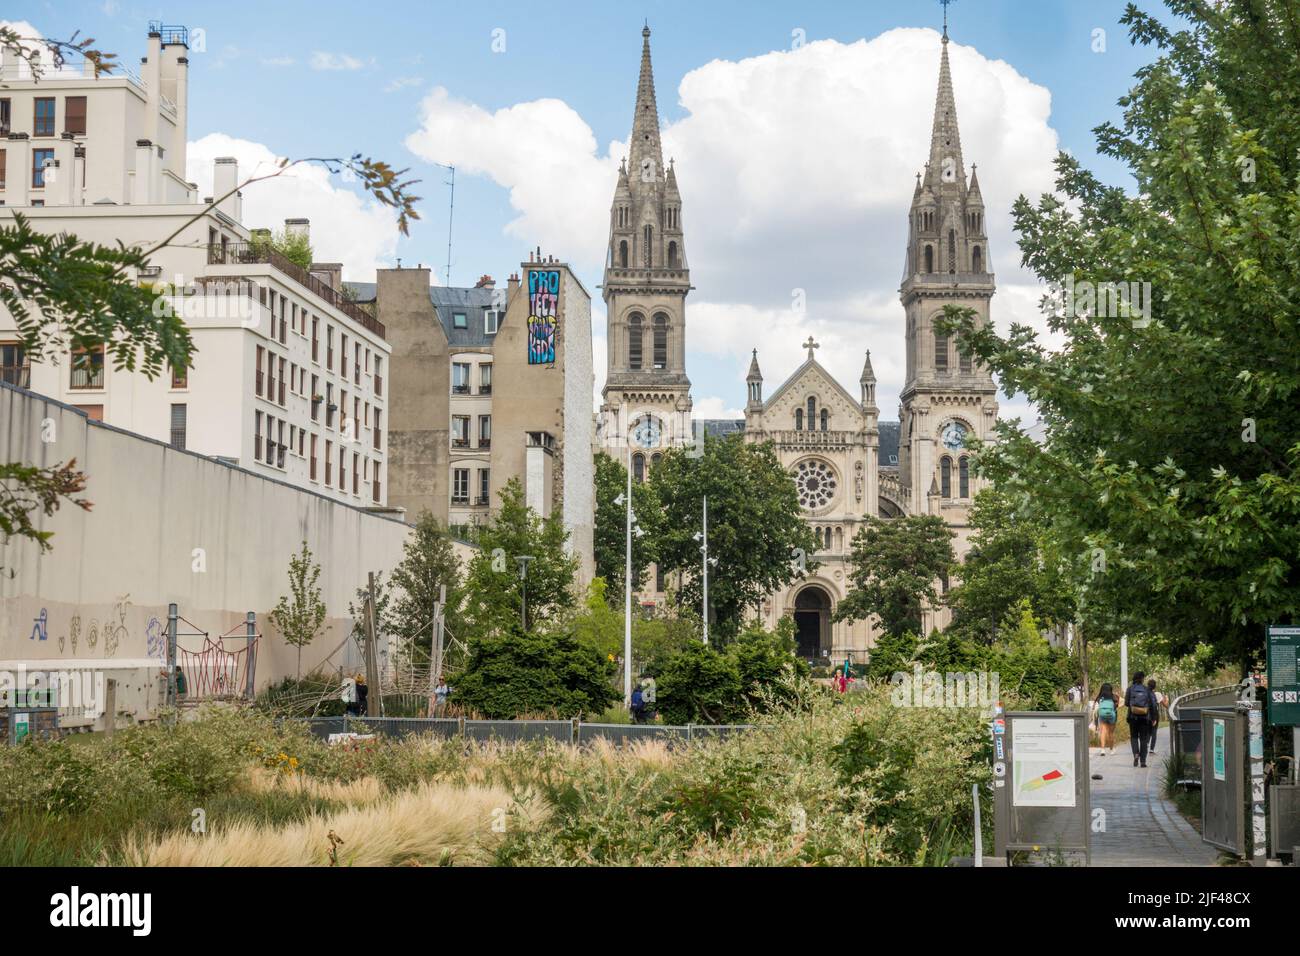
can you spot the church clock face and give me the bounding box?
[941,420,967,451]
[794,459,837,512]
[632,416,662,449]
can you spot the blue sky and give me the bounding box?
[10,0,1177,420]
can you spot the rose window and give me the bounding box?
[795,459,837,510]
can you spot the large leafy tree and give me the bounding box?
[946,487,1075,644]
[651,434,818,641]
[461,479,578,637]
[941,0,1300,671]
[834,515,955,638]
[451,628,618,719]
[592,452,660,597]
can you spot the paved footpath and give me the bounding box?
[1088,726,1221,866]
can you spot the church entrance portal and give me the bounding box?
[793,585,832,661]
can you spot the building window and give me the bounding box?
[325,440,332,484]
[628,313,643,369]
[452,415,469,447]
[948,229,957,273]
[32,148,54,188]
[820,409,829,431]
[794,408,803,430]
[70,344,104,389]
[972,246,983,274]
[169,404,187,450]
[373,409,381,450]
[934,331,949,372]
[65,96,87,135]
[477,468,490,505]
[478,414,491,448]
[452,468,469,504]
[310,434,318,480]
[254,411,263,460]
[353,452,359,495]
[171,363,188,389]
[0,148,6,189]
[940,456,952,498]
[619,240,628,268]
[34,97,55,136]
[339,447,346,490]
[453,311,467,329]
[480,363,492,395]
[643,225,652,266]
[340,334,348,378]
[0,98,9,133]
[278,357,286,405]
[374,356,383,396]
[667,240,679,268]
[310,374,320,420]
[806,396,816,427]
[653,313,668,369]
[311,317,319,361]
[632,453,645,483]
[484,310,501,334]
[354,342,361,385]
[959,337,972,374]
[326,326,334,369]
[924,244,934,273]
[452,362,470,394]
[959,456,970,498]
[1,342,29,387]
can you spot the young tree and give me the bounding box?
[388,511,465,661]
[269,541,328,678]
[835,515,954,638]
[461,479,578,637]
[593,452,660,596]
[651,434,818,641]
[939,1,1300,670]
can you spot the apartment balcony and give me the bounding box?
[452,438,470,449]
[452,384,470,395]
[478,438,491,449]
[207,242,386,340]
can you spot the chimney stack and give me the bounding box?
[475,274,495,288]
[213,157,241,221]
[285,218,310,245]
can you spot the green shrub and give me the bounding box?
[453,627,618,719]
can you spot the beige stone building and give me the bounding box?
[356,256,595,583]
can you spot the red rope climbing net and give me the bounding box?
[176,625,260,700]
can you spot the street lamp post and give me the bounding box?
[623,440,633,706]
[694,496,717,645]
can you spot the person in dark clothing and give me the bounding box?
[355,674,369,716]
[1124,670,1155,767]
[1147,677,1165,754]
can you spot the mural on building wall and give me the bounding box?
[527,269,559,365]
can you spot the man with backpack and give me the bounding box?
[1124,670,1156,767]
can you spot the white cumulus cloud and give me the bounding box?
[187,133,402,279]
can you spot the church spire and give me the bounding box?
[629,24,665,184]
[924,30,966,192]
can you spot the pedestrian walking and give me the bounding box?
[1124,670,1155,767]
[355,673,369,716]
[630,685,645,724]
[434,675,450,716]
[1147,677,1165,754]
[1093,682,1121,755]
[641,676,657,722]
[832,667,847,694]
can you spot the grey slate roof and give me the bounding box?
[343,280,499,348]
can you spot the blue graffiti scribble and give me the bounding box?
[30,608,48,641]
[146,616,166,660]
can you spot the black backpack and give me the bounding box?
[1128,683,1152,718]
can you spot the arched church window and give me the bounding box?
[959,337,972,374]
[653,313,668,369]
[668,241,678,269]
[652,453,662,468]
[940,456,952,498]
[820,409,829,431]
[633,453,645,483]
[959,456,970,498]
[924,245,934,273]
[643,225,653,266]
[619,240,628,268]
[934,330,949,372]
[972,246,982,274]
[794,408,803,430]
[807,396,816,426]
[834,527,843,551]
[628,313,643,369]
[948,229,957,273]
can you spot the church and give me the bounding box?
[598,24,999,664]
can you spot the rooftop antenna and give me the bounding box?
[429,161,456,286]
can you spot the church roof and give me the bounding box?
[763,351,863,415]
[628,25,665,186]
[344,280,498,347]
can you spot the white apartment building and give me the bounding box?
[0,23,389,506]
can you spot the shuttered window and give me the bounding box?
[65,96,87,135]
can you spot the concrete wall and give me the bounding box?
[1,382,412,728]
[374,267,449,522]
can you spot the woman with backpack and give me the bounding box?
[1124,670,1155,767]
[1093,683,1121,755]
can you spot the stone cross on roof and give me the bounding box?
[803,336,819,362]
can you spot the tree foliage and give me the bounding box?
[461,479,577,637]
[651,435,818,641]
[451,627,618,719]
[939,0,1300,670]
[388,511,465,659]
[835,515,954,638]
[593,452,660,597]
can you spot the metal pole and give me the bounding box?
[363,572,380,718]
[1120,633,1129,694]
[244,611,256,700]
[624,437,633,708]
[972,782,983,866]
[166,602,178,709]
[702,495,709,646]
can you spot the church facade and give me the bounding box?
[598,26,998,663]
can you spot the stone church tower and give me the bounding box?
[897,26,998,560]
[599,26,693,467]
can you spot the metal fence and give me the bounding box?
[281,715,754,747]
